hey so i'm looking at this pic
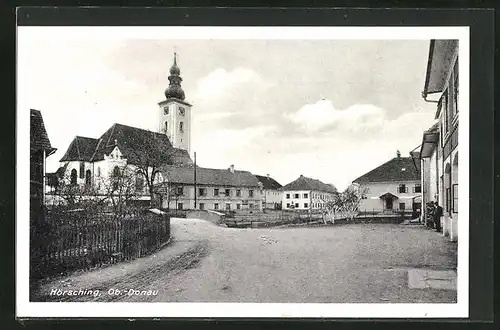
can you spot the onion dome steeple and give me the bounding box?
[164,52,186,100]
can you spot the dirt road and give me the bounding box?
[36,218,457,303]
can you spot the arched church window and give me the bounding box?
[97,167,101,177]
[179,121,184,133]
[85,170,91,186]
[135,171,144,193]
[70,169,77,185]
[164,121,168,133]
[112,166,120,191]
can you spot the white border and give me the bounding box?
[16,26,470,318]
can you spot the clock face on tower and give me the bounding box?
[163,107,169,115]
[178,107,185,116]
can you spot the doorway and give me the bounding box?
[385,197,393,210]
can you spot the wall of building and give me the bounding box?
[282,190,311,210]
[358,181,421,212]
[162,185,262,211]
[158,101,191,155]
[282,190,336,210]
[262,189,283,208]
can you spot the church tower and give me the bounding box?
[158,53,192,155]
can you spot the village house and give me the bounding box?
[255,174,283,210]
[159,164,263,211]
[352,151,421,215]
[30,109,57,209]
[419,39,459,242]
[281,175,338,211]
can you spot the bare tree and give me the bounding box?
[320,186,369,223]
[99,165,138,217]
[127,130,174,208]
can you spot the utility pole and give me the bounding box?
[194,152,197,209]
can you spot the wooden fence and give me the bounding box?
[30,208,171,280]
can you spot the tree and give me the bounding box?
[100,165,138,217]
[127,130,174,208]
[320,186,369,224]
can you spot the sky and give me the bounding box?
[19,28,438,191]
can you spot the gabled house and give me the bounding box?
[159,164,262,211]
[255,174,283,210]
[420,39,459,242]
[281,175,338,211]
[30,109,57,209]
[352,151,421,214]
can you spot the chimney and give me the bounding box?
[229,164,234,173]
[396,150,401,158]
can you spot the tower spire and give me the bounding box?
[165,52,185,100]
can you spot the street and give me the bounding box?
[37,218,457,303]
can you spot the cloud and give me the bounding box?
[193,67,272,103]
[284,100,387,134]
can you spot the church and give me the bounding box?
[52,54,263,211]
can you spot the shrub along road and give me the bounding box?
[36,218,457,303]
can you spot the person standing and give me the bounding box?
[426,201,435,228]
[434,202,443,232]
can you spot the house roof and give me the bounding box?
[30,109,56,154]
[60,136,99,161]
[255,175,283,190]
[160,165,261,188]
[353,157,421,183]
[59,123,192,166]
[423,39,459,97]
[281,175,338,193]
[419,122,440,158]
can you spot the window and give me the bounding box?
[399,203,405,210]
[164,107,169,115]
[135,173,144,192]
[413,184,422,193]
[286,193,290,199]
[236,204,241,210]
[70,169,77,185]
[214,188,219,196]
[304,203,309,208]
[294,193,299,199]
[177,186,184,196]
[249,203,254,209]
[85,170,91,186]
[179,121,184,133]
[286,203,290,208]
[398,184,408,194]
[214,203,219,210]
[452,184,458,213]
[249,190,254,198]
[295,203,299,208]
[226,203,231,210]
[303,193,308,198]
[96,167,101,177]
[112,166,120,191]
[79,162,85,179]
[225,188,231,196]
[199,203,205,210]
[178,203,183,210]
[164,121,168,133]
[236,189,241,197]
[199,188,207,196]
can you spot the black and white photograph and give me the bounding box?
[17,24,470,318]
